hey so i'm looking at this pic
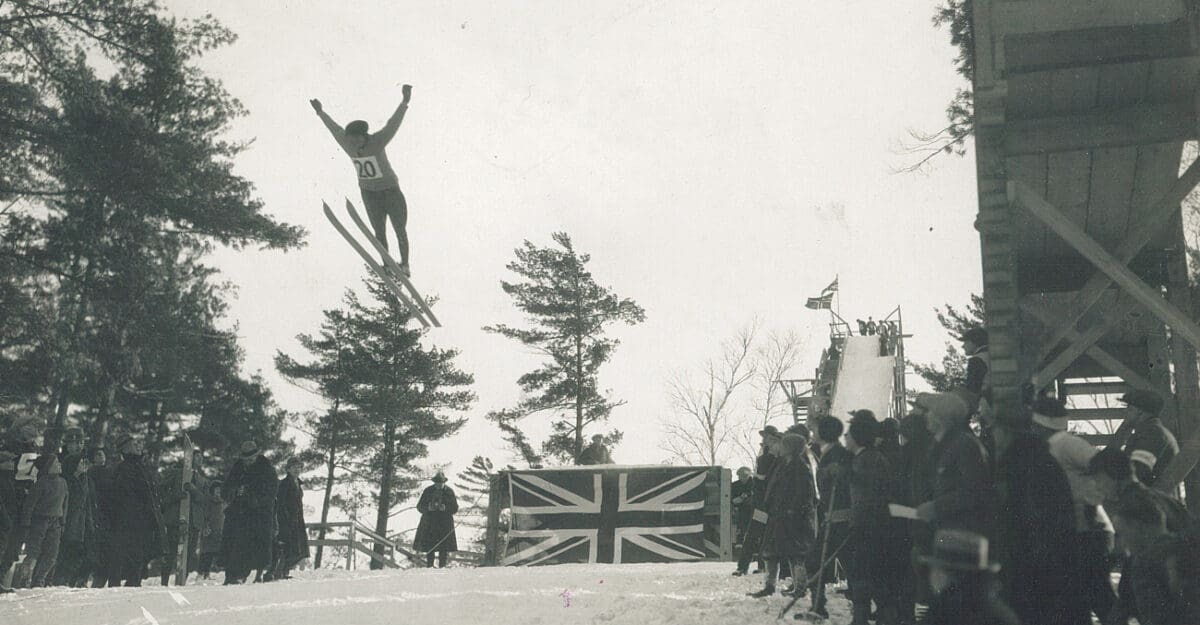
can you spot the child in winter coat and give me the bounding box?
[21,455,68,587]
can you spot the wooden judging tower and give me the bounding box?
[970,1,1200,495]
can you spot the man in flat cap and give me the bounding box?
[1114,390,1178,488]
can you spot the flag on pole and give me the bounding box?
[821,277,838,295]
[806,293,834,310]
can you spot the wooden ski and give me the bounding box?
[174,434,194,586]
[343,198,441,327]
[323,202,431,328]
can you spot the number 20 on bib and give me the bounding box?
[353,156,382,180]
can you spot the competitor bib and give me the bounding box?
[15,452,38,481]
[352,156,383,180]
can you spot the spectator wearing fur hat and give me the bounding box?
[221,440,278,584]
[18,454,67,587]
[922,530,1020,625]
[990,405,1078,625]
[1109,488,1200,625]
[1031,396,1115,625]
[414,471,459,568]
[103,434,166,587]
[914,393,995,539]
[268,457,309,581]
[1111,390,1178,487]
[734,425,782,576]
[805,416,853,619]
[842,410,896,625]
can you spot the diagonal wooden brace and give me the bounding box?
[1022,300,1158,393]
[1010,180,1200,353]
[1032,296,1138,389]
[1034,158,1200,364]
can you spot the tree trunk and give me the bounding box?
[574,335,584,464]
[90,380,117,450]
[315,402,341,568]
[371,420,395,570]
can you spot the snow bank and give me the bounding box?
[5,562,851,625]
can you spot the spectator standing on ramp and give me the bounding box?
[414,471,458,568]
[312,86,415,277]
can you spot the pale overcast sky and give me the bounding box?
[163,1,981,504]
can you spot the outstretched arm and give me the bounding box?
[376,85,412,144]
[310,98,344,140]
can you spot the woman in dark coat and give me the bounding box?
[105,436,165,587]
[414,471,458,568]
[221,441,277,584]
[750,433,817,598]
[269,457,308,580]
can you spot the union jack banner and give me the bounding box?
[503,466,713,566]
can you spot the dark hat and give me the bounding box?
[958,326,989,346]
[1031,396,1069,431]
[62,427,86,443]
[920,529,1001,573]
[345,120,369,136]
[785,423,811,440]
[1118,389,1164,416]
[848,409,876,421]
[432,470,448,483]
[780,433,809,457]
[239,440,260,457]
[816,415,845,443]
[1087,447,1132,480]
[847,410,880,447]
[759,425,782,439]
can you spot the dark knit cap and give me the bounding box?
[817,416,845,443]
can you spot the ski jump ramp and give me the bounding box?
[828,335,896,424]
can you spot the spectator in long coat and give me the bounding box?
[915,392,996,539]
[414,471,459,568]
[221,440,278,584]
[103,435,165,587]
[86,447,113,587]
[806,416,852,619]
[843,410,896,625]
[53,453,97,587]
[734,426,781,576]
[749,433,816,599]
[1033,396,1116,625]
[992,409,1079,625]
[269,457,308,581]
[19,454,68,588]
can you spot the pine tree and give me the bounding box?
[911,294,986,393]
[455,456,501,551]
[340,277,475,568]
[485,232,646,465]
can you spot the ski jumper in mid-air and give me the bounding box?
[311,85,413,276]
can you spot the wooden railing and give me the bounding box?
[308,516,483,569]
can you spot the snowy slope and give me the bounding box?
[828,335,895,424]
[4,563,851,625]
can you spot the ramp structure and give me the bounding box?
[799,309,908,429]
[829,335,898,423]
[969,1,1200,494]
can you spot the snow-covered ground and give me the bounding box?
[4,562,852,625]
